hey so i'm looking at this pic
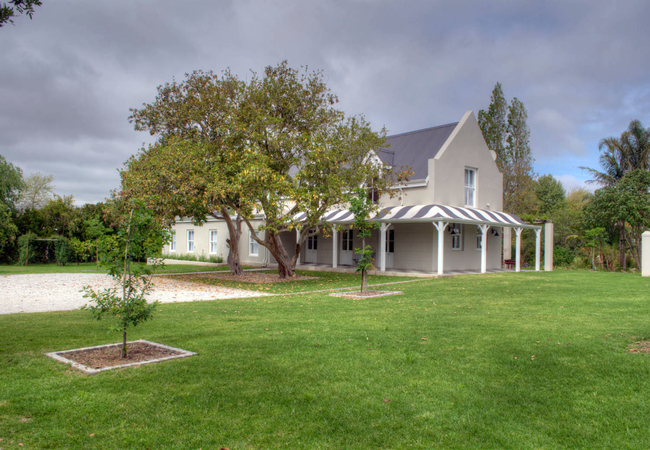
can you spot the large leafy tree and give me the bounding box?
[0,155,23,254]
[586,170,650,269]
[125,62,394,279]
[580,119,650,268]
[535,174,566,216]
[125,70,247,275]
[479,83,536,214]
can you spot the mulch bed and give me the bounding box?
[63,341,181,369]
[330,290,403,299]
[628,340,650,353]
[195,272,319,284]
[46,340,196,374]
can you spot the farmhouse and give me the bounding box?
[166,111,551,274]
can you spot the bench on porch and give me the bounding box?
[504,259,516,269]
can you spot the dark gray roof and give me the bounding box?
[376,122,458,180]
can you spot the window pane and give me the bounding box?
[313,235,318,250]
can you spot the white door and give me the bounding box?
[386,229,394,268]
[340,230,353,265]
[306,234,318,263]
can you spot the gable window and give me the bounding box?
[249,231,259,257]
[209,230,218,254]
[187,230,194,253]
[465,168,476,207]
[451,223,463,250]
[170,232,176,252]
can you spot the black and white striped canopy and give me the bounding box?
[294,204,538,229]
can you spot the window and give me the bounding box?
[170,232,176,252]
[386,229,395,253]
[187,230,194,253]
[476,226,483,251]
[249,231,259,257]
[465,168,476,207]
[342,230,353,251]
[451,223,463,250]
[209,230,218,254]
[307,234,318,250]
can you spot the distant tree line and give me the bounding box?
[479,83,650,271]
[0,155,117,265]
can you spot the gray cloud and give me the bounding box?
[1,0,649,204]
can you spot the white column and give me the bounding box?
[503,227,512,262]
[295,229,301,266]
[642,231,650,277]
[478,224,490,274]
[514,227,523,273]
[332,227,338,269]
[534,228,542,272]
[379,223,387,272]
[544,222,554,271]
[433,221,449,275]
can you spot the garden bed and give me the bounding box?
[46,340,196,374]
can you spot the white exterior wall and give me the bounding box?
[167,218,269,265]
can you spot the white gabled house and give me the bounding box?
[167,111,551,275]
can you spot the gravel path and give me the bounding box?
[0,273,269,315]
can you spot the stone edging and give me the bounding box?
[45,340,196,374]
[329,290,404,299]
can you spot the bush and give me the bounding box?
[553,246,575,267]
[52,235,70,266]
[163,252,223,264]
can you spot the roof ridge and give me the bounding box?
[387,122,458,139]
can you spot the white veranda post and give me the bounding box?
[514,227,523,272]
[432,221,449,275]
[332,228,338,269]
[478,224,490,274]
[380,223,387,272]
[534,228,542,272]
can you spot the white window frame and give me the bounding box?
[249,231,259,257]
[465,168,477,207]
[451,223,463,251]
[476,226,483,251]
[342,230,353,251]
[170,231,176,252]
[187,230,195,253]
[386,229,395,253]
[209,230,218,254]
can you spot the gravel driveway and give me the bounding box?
[0,273,269,315]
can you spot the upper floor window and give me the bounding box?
[465,168,476,207]
[187,230,194,253]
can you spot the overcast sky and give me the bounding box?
[2,0,649,205]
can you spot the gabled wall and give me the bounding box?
[431,111,503,210]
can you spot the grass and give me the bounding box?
[170,269,420,294]
[0,262,238,275]
[1,271,650,448]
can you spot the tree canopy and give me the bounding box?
[0,0,42,27]
[123,61,398,278]
[17,172,55,211]
[478,83,536,214]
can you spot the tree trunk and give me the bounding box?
[122,327,128,358]
[264,231,295,279]
[618,224,626,269]
[218,209,243,276]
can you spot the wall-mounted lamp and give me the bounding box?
[491,228,500,237]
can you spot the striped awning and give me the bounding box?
[294,204,539,229]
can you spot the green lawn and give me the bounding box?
[1,271,650,448]
[0,262,237,275]
[170,269,420,294]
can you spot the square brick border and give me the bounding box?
[45,340,196,374]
